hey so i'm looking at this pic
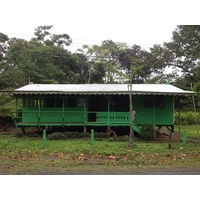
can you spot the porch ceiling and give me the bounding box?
[5,83,195,96]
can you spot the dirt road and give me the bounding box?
[4,166,198,175]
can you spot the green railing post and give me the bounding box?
[91,129,94,145]
[43,129,46,147]
[183,130,187,145]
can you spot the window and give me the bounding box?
[67,98,76,107]
[24,98,44,107]
[56,98,63,107]
[155,97,164,108]
[45,98,64,107]
[46,98,55,107]
[77,97,85,107]
[39,99,44,107]
[109,95,129,112]
[24,98,34,107]
[143,97,153,108]
[143,96,164,108]
[34,99,44,107]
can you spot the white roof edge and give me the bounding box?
[11,83,195,96]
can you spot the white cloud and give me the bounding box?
[1,0,199,52]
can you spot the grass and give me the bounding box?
[174,125,200,139]
[0,127,200,174]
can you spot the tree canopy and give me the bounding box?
[0,25,200,109]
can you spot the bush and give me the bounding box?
[174,111,200,125]
[47,132,66,140]
[48,132,87,140]
[140,124,156,141]
[47,131,108,140]
[95,132,109,138]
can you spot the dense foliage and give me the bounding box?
[0,25,200,111]
[140,124,156,141]
[48,131,108,140]
[174,111,200,125]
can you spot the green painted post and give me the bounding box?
[183,130,187,145]
[91,129,94,145]
[43,129,46,147]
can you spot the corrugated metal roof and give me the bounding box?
[10,83,195,96]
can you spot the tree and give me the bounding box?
[0,33,9,64]
[77,45,106,83]
[33,25,72,47]
[0,26,76,89]
[160,25,200,109]
[119,45,148,83]
[194,63,200,103]
[118,44,170,84]
[164,25,200,75]
[68,53,90,83]
[83,40,127,83]
[0,38,30,89]
[145,26,200,88]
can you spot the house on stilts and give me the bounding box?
[4,83,195,135]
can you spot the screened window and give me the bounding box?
[45,98,63,107]
[46,98,55,107]
[109,95,129,112]
[143,96,164,108]
[77,97,85,107]
[24,98,44,107]
[56,98,63,107]
[24,98,34,107]
[155,97,164,108]
[39,99,44,107]
[67,98,76,107]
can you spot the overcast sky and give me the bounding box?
[1,0,199,52]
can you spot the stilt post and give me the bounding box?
[91,129,94,145]
[183,130,187,145]
[43,129,46,147]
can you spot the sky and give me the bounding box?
[1,0,199,52]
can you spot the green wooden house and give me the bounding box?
[6,83,194,134]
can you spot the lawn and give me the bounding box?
[174,125,200,139]
[0,126,200,174]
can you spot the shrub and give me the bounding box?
[47,131,108,140]
[140,124,156,141]
[174,111,200,125]
[48,132,68,140]
[95,132,108,138]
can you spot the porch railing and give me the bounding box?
[96,112,130,123]
[11,111,132,126]
[11,110,143,134]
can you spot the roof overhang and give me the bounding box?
[0,84,195,96]
[4,91,195,96]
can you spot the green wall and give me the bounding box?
[132,95,174,125]
[17,94,174,127]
